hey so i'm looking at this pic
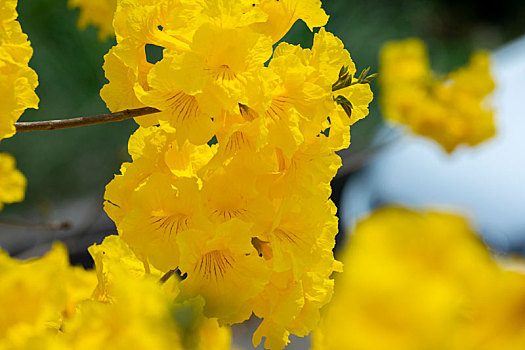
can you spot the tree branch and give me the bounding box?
[0,218,71,230]
[14,107,161,132]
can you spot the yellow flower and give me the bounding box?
[311,207,519,350]
[200,0,268,29]
[251,198,340,349]
[267,138,342,199]
[113,0,196,51]
[213,107,269,158]
[134,55,218,145]
[100,2,374,348]
[62,235,232,350]
[310,29,373,147]
[99,46,144,113]
[164,138,217,179]
[0,0,34,64]
[380,38,429,88]
[0,153,26,211]
[331,83,373,131]
[105,125,217,271]
[273,199,336,274]
[252,272,306,350]
[88,234,167,300]
[457,270,525,350]
[68,0,117,41]
[178,219,271,324]
[119,174,206,272]
[252,0,329,43]
[262,38,334,156]
[380,38,495,153]
[253,268,338,350]
[0,0,39,141]
[0,236,231,350]
[170,24,273,114]
[104,124,182,223]
[62,262,182,350]
[201,162,272,224]
[172,297,232,350]
[100,0,196,118]
[0,243,96,348]
[262,28,373,156]
[0,60,38,140]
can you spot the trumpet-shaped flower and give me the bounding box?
[0,0,39,141]
[119,174,206,271]
[170,24,273,114]
[178,219,271,324]
[135,55,217,144]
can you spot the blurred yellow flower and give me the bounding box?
[0,243,96,349]
[0,236,231,350]
[312,207,525,350]
[380,38,495,153]
[68,0,116,41]
[0,153,26,211]
[81,235,231,350]
[88,234,167,300]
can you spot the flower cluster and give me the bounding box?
[0,0,39,141]
[0,236,231,350]
[0,0,38,211]
[102,1,373,348]
[313,207,525,350]
[68,0,117,41]
[380,38,495,153]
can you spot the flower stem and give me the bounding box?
[15,107,161,132]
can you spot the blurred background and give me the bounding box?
[2,0,525,265]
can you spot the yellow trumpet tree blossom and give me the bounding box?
[380,38,495,153]
[313,207,525,350]
[102,1,373,348]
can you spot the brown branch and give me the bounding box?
[14,107,161,132]
[0,218,71,230]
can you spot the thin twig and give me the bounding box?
[0,218,71,230]
[159,269,177,284]
[14,107,161,132]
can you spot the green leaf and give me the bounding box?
[339,65,349,78]
[362,73,378,84]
